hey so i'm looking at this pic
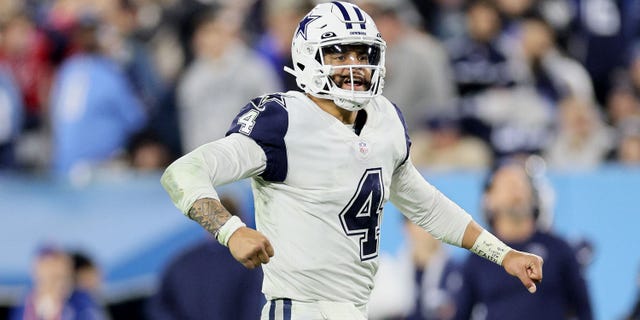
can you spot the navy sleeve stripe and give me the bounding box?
[226,94,288,182]
[392,103,412,166]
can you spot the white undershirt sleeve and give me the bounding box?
[160,133,267,215]
[389,160,472,247]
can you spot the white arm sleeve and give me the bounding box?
[389,161,472,247]
[160,133,267,215]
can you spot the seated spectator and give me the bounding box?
[446,0,521,157]
[125,130,173,171]
[449,0,515,98]
[10,246,107,320]
[146,196,264,320]
[176,4,282,152]
[544,96,613,170]
[0,9,54,130]
[606,86,640,128]
[49,13,147,176]
[454,162,593,320]
[357,0,458,131]
[69,251,103,301]
[410,113,492,171]
[613,116,640,165]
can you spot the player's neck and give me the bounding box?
[308,94,357,124]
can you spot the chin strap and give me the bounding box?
[284,64,370,111]
[283,65,296,77]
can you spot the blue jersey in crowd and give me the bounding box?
[50,54,146,174]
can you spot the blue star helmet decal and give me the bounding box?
[296,14,320,40]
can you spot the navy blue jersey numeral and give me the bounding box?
[339,168,384,261]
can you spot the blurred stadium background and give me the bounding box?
[1,0,639,319]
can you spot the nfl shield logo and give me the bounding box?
[357,140,369,157]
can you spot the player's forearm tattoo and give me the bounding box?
[188,198,232,235]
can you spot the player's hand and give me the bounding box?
[502,250,544,293]
[227,227,275,269]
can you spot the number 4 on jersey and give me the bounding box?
[339,168,384,261]
[238,109,260,135]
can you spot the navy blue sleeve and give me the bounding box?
[226,94,289,182]
[392,103,412,166]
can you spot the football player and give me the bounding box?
[160,2,543,319]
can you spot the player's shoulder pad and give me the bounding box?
[226,93,289,137]
[225,93,289,182]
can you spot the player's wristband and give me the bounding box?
[215,216,246,247]
[470,230,511,265]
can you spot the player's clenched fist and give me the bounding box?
[502,250,544,293]
[228,227,275,269]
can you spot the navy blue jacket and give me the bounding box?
[146,239,264,320]
[454,231,593,320]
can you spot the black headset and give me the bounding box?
[481,160,542,229]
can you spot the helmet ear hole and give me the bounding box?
[296,63,305,71]
[304,45,315,56]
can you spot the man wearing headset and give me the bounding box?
[453,162,593,320]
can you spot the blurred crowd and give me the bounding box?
[2,0,640,319]
[0,0,639,178]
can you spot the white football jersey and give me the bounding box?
[226,91,409,305]
[162,90,471,309]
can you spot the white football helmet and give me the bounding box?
[284,1,386,111]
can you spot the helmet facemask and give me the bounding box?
[315,43,385,111]
[284,2,387,111]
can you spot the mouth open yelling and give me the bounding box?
[334,74,371,91]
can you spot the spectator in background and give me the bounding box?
[454,162,593,320]
[566,0,632,106]
[356,0,458,132]
[410,112,492,171]
[254,0,314,92]
[606,86,640,129]
[613,116,640,165]
[10,246,107,320]
[544,96,613,170]
[408,0,467,43]
[70,251,103,301]
[449,0,514,98]
[146,196,264,320]
[0,9,54,130]
[466,14,592,161]
[492,0,536,54]
[369,219,461,320]
[447,0,517,151]
[125,130,173,171]
[100,0,166,116]
[513,16,595,104]
[0,64,24,169]
[99,0,181,159]
[49,13,147,176]
[0,8,58,171]
[176,4,281,152]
